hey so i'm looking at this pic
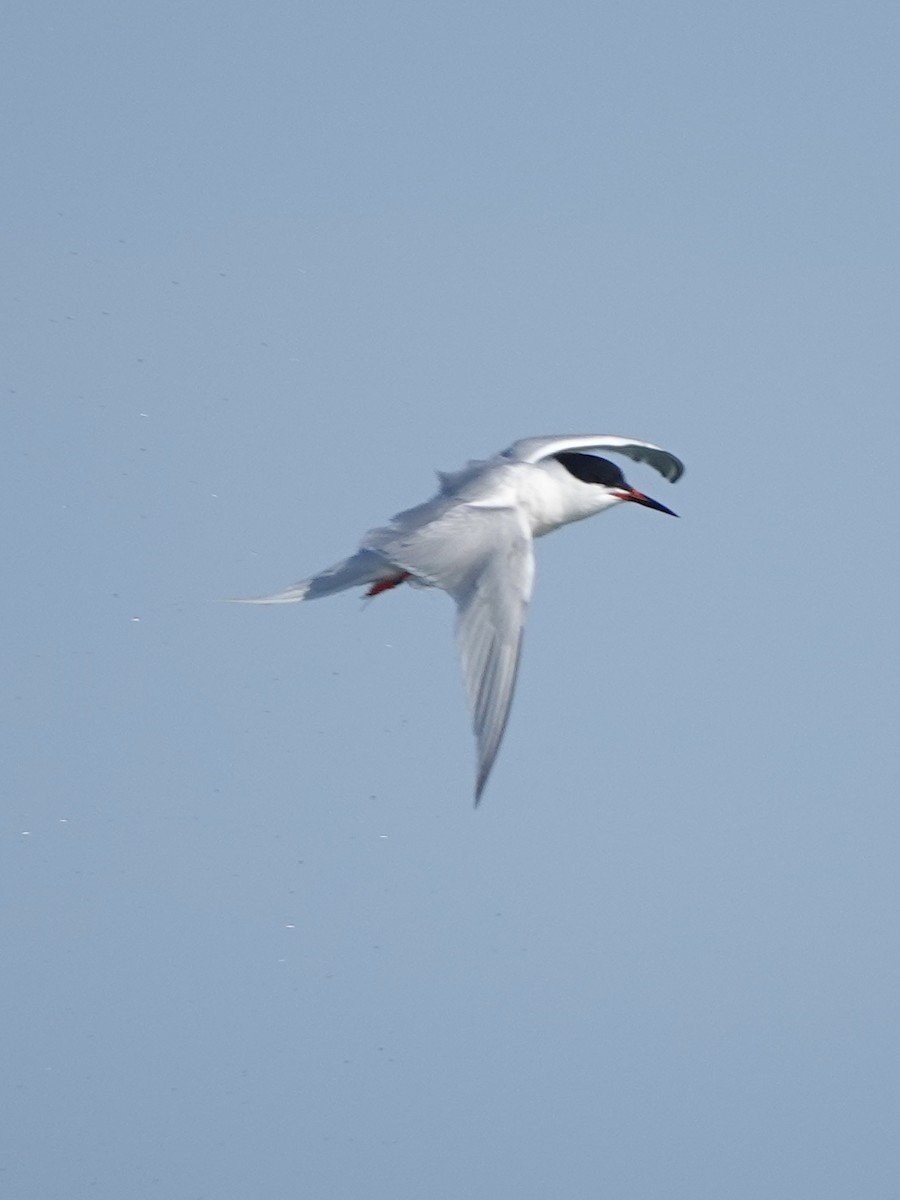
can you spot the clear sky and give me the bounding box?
[4,2,900,1197]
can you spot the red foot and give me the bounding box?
[366,571,411,598]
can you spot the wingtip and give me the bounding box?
[473,773,489,807]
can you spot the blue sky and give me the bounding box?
[3,3,900,1197]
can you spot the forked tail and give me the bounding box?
[232,549,401,604]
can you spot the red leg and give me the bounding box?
[366,570,411,598]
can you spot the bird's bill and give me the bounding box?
[616,487,679,517]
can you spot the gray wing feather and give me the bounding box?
[455,547,532,802]
[364,505,534,802]
[504,434,684,483]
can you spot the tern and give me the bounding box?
[239,434,683,803]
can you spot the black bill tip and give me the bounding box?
[623,488,679,517]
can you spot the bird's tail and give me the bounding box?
[232,549,397,604]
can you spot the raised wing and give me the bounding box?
[503,434,684,483]
[365,505,535,803]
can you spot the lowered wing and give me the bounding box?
[365,504,535,803]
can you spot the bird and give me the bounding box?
[237,434,683,804]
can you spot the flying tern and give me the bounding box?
[239,434,683,803]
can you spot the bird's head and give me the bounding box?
[554,451,678,517]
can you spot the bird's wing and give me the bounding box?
[365,504,535,803]
[504,435,684,483]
